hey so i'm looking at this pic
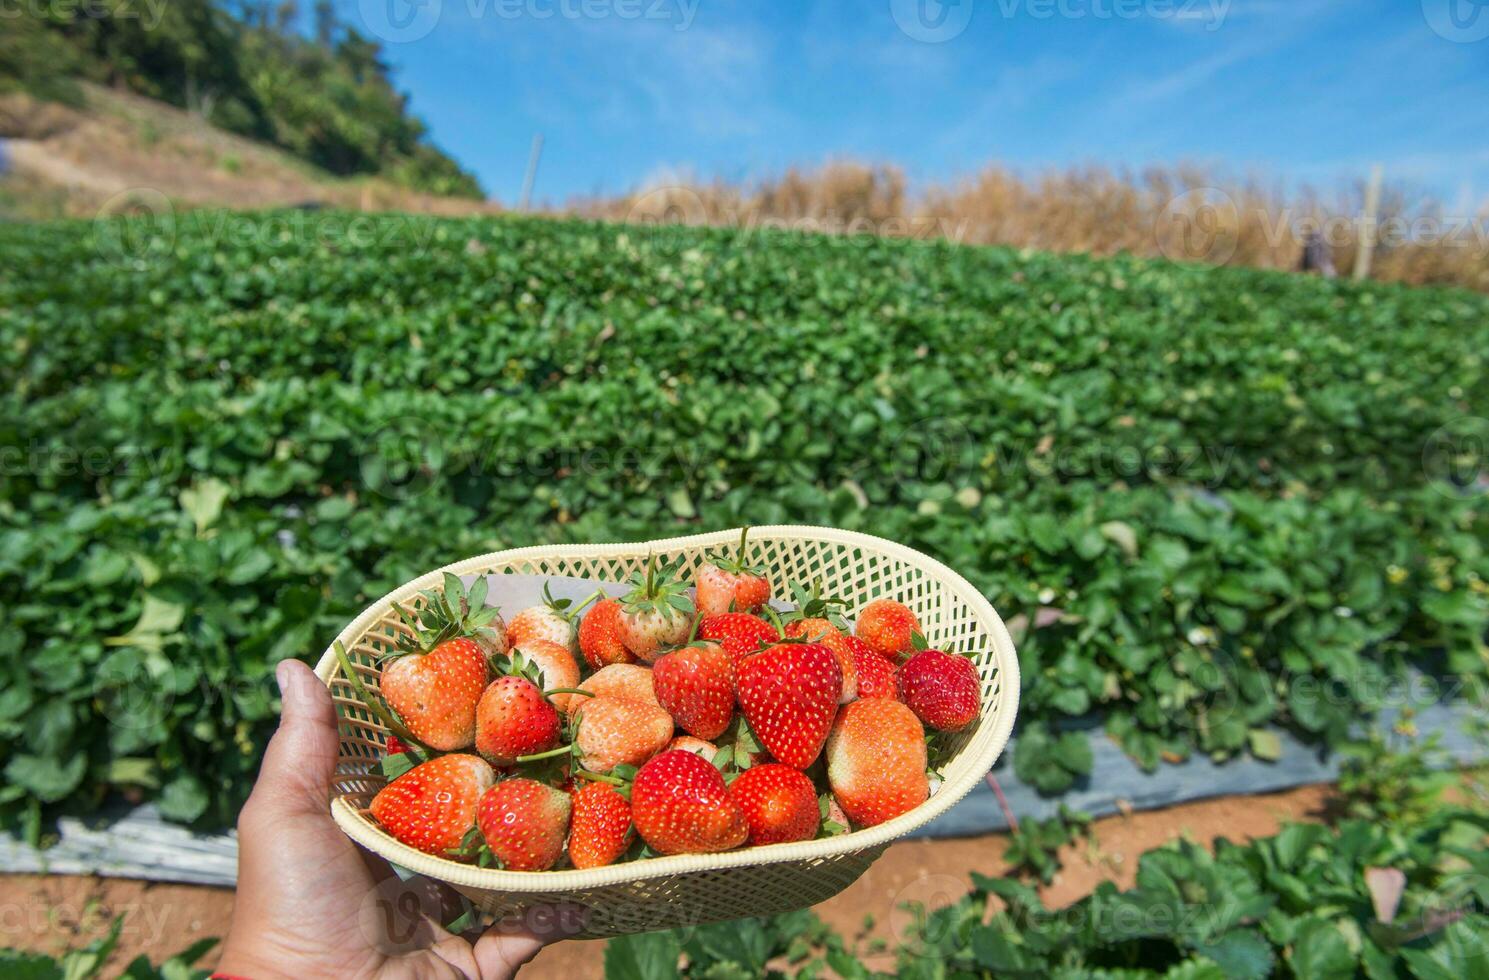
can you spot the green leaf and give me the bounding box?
[1247,729,1283,762]
[6,753,86,803]
[1287,918,1356,980]
[179,478,230,535]
[157,773,210,823]
[106,595,186,655]
[1193,929,1275,980]
[604,930,681,980]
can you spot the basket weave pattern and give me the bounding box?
[314,526,1019,939]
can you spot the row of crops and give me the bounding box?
[1,211,1486,835]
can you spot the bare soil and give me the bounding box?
[0,782,1335,977]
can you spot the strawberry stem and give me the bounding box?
[516,744,574,764]
[572,587,609,618]
[735,526,749,565]
[574,768,624,786]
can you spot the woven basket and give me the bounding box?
[313,525,1019,939]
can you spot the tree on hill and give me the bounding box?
[0,0,483,200]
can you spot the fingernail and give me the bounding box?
[275,660,294,701]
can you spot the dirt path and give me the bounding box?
[0,783,1334,976]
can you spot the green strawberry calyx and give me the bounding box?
[390,572,504,658]
[784,578,849,631]
[620,554,695,623]
[711,527,767,578]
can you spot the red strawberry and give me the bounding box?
[370,754,495,858]
[652,641,735,740]
[568,780,632,869]
[503,639,581,712]
[729,763,820,845]
[631,750,748,855]
[567,663,658,719]
[475,676,561,765]
[825,698,928,827]
[380,637,489,751]
[615,559,694,663]
[574,696,674,773]
[735,643,842,769]
[667,735,718,761]
[579,598,634,670]
[784,620,860,704]
[477,778,570,871]
[698,612,780,665]
[855,599,921,660]
[384,735,408,756]
[898,649,981,731]
[852,638,899,700]
[695,528,771,617]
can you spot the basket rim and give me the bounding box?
[314,524,1020,892]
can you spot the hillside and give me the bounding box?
[0,0,482,204]
[0,84,497,220]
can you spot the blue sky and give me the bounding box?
[339,0,1489,207]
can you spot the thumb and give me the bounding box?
[249,659,341,816]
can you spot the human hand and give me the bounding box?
[216,660,576,979]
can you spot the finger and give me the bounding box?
[471,904,587,979]
[247,660,342,817]
[470,928,546,980]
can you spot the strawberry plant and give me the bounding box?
[606,805,1489,979]
[0,211,1485,833]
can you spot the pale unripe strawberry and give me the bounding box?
[574,696,673,773]
[616,558,695,663]
[380,637,488,751]
[617,606,692,663]
[695,528,772,617]
[666,735,719,761]
[826,699,928,827]
[566,663,658,719]
[504,639,581,711]
[506,604,578,654]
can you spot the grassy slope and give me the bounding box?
[0,85,498,220]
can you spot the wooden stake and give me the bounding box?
[1353,164,1383,281]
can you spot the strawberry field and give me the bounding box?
[1,211,1487,838]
